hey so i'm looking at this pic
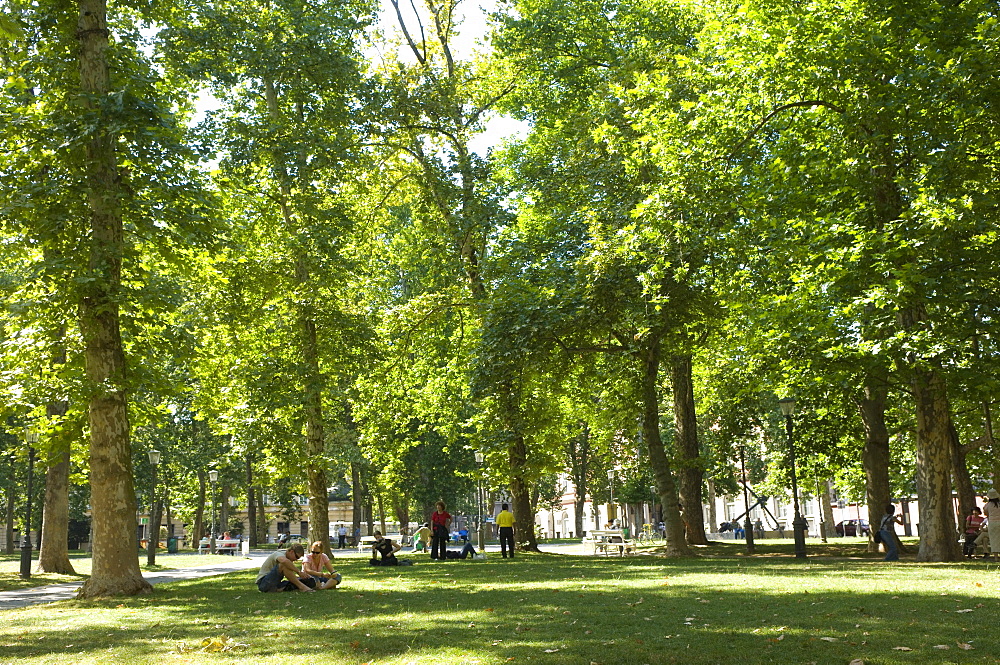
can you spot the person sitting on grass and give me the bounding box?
[302,541,342,589]
[256,543,316,592]
[370,530,401,566]
[413,523,432,552]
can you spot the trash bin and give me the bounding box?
[167,537,178,554]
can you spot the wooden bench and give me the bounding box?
[358,534,403,553]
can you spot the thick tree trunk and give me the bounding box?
[671,354,707,545]
[856,373,891,553]
[509,433,538,552]
[255,491,267,543]
[909,363,961,562]
[38,420,75,573]
[643,339,689,556]
[75,0,149,598]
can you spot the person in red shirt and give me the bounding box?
[430,501,452,560]
[964,507,985,558]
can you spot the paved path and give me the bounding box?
[0,541,583,610]
[0,554,266,610]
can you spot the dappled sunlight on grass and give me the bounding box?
[0,552,997,663]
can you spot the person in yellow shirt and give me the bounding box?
[496,504,515,558]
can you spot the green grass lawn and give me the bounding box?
[0,552,235,592]
[0,540,997,664]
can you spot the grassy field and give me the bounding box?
[0,552,237,592]
[0,538,997,664]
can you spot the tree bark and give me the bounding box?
[75,0,149,598]
[246,451,257,547]
[642,339,689,556]
[950,421,976,533]
[671,354,707,545]
[706,478,717,533]
[509,432,538,551]
[820,480,836,540]
[908,361,961,562]
[856,372,891,553]
[569,423,590,538]
[38,409,75,573]
[193,470,205,545]
[5,453,16,554]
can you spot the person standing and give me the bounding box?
[497,503,515,559]
[964,507,985,558]
[431,501,452,560]
[337,525,347,549]
[984,490,1000,560]
[878,504,903,561]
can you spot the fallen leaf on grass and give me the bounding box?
[892,646,913,651]
[933,645,950,650]
[955,609,975,613]
[543,648,560,653]
[957,643,974,650]
[819,637,838,642]
[848,660,864,665]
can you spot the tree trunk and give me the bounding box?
[75,0,150,598]
[351,461,362,541]
[220,483,230,532]
[820,480,836,540]
[857,372,891,553]
[950,421,976,534]
[706,478,717,533]
[642,339,689,556]
[570,424,590,538]
[5,453,16,554]
[193,470,205,545]
[671,354,707,545]
[908,362,961,562]
[38,416,75,573]
[509,432,538,552]
[255,491,267,543]
[246,452,257,547]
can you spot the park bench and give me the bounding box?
[358,534,403,553]
[582,530,635,556]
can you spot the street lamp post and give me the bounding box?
[19,428,38,579]
[739,445,755,555]
[474,451,485,551]
[209,469,219,555]
[778,397,807,559]
[146,450,161,567]
[607,469,615,528]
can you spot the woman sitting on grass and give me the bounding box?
[371,531,401,566]
[302,541,342,589]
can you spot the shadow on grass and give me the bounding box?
[1,552,996,664]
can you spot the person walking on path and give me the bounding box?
[431,501,452,560]
[497,503,515,559]
[878,504,903,561]
[256,544,315,592]
[984,490,1000,560]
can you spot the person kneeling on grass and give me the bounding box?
[302,540,342,589]
[256,544,316,592]
[370,530,402,566]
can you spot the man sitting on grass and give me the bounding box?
[256,543,316,592]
